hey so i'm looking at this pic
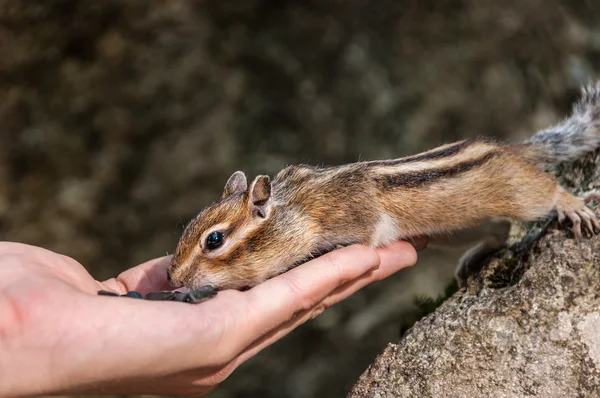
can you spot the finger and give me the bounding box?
[313,241,417,310]
[89,242,416,396]
[227,304,322,373]
[232,241,417,365]
[226,245,380,351]
[101,256,173,294]
[368,241,418,280]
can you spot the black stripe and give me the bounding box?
[367,138,492,167]
[376,151,499,189]
[220,245,244,264]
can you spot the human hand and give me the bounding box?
[0,239,422,397]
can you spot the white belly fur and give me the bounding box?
[371,213,401,247]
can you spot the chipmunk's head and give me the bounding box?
[167,171,306,291]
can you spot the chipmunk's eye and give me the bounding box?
[206,231,225,250]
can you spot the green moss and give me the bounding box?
[487,257,522,288]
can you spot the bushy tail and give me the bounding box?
[527,81,600,164]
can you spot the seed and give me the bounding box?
[187,286,217,303]
[122,291,143,299]
[97,290,119,297]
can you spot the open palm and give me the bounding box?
[0,240,419,397]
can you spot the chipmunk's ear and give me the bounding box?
[222,171,248,199]
[249,175,272,218]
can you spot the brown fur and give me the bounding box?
[168,83,600,290]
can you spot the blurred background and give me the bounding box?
[1,1,600,397]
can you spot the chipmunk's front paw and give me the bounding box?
[556,192,600,237]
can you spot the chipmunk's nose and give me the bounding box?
[166,265,185,288]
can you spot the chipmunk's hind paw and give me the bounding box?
[556,192,600,237]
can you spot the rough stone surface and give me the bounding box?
[349,150,600,397]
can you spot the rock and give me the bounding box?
[349,149,600,398]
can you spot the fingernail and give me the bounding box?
[406,236,429,251]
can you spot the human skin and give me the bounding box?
[0,240,423,397]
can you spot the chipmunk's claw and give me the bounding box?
[580,207,599,235]
[555,190,600,238]
[584,192,600,205]
[557,209,566,224]
[583,193,600,234]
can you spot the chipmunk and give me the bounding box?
[168,82,600,291]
